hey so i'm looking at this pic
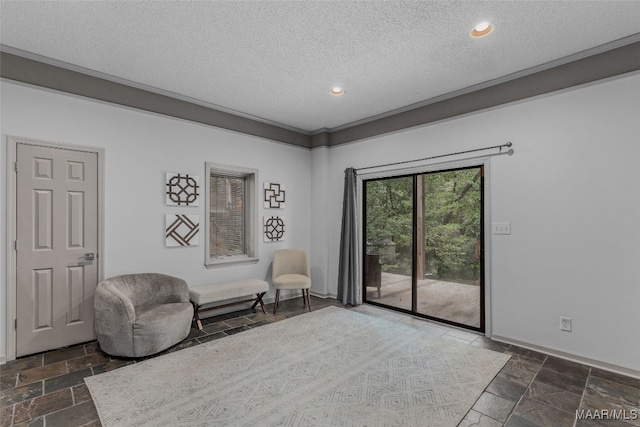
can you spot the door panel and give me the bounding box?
[417,168,483,329]
[363,166,484,332]
[67,265,86,324]
[16,143,99,356]
[33,268,54,330]
[68,191,85,247]
[364,176,414,311]
[34,190,53,249]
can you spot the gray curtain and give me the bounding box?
[337,167,361,305]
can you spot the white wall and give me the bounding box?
[3,72,639,374]
[322,72,640,373]
[1,81,312,362]
[310,146,331,297]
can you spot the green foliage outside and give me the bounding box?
[365,168,481,283]
[365,176,413,275]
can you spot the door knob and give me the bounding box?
[68,253,95,267]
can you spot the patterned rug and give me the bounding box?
[85,306,509,427]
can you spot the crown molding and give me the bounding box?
[0,49,312,148]
[327,33,640,134]
[2,37,640,149]
[327,39,640,146]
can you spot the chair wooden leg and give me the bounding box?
[302,290,306,307]
[273,289,280,315]
[306,289,311,312]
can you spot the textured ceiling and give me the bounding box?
[1,1,639,133]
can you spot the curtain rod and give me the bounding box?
[355,142,513,173]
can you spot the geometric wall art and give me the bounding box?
[166,173,200,206]
[264,215,285,242]
[166,214,200,247]
[264,182,285,209]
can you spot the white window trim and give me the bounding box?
[204,162,259,268]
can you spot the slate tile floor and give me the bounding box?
[1,297,639,427]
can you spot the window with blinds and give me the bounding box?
[205,162,258,267]
[209,174,246,256]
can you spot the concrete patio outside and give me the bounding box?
[365,272,481,328]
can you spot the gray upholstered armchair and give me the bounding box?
[94,273,193,358]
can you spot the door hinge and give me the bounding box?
[15,162,18,173]
[15,319,17,330]
[14,240,18,251]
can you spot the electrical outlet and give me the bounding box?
[560,317,572,332]
[492,222,511,235]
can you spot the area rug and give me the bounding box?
[85,306,509,427]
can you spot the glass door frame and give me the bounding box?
[362,165,485,333]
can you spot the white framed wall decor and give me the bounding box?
[264,215,285,242]
[264,182,285,209]
[166,214,200,247]
[166,173,200,206]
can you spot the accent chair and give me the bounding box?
[272,249,312,314]
[94,273,193,357]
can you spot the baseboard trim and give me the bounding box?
[309,291,337,299]
[0,354,6,365]
[492,335,640,379]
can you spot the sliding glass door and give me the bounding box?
[364,176,414,311]
[363,166,484,331]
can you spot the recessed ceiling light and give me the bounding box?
[330,87,345,96]
[470,22,494,38]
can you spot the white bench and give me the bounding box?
[189,279,269,330]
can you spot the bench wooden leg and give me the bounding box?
[250,292,267,314]
[193,302,204,330]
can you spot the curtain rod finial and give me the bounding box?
[506,142,513,147]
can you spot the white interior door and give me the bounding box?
[16,142,99,357]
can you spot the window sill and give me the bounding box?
[205,255,259,269]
